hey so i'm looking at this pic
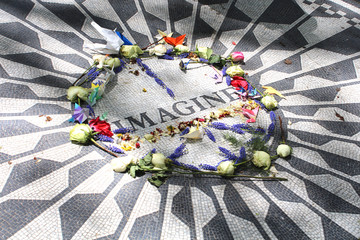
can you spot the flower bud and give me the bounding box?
[151,153,167,170]
[174,44,189,53]
[149,44,167,56]
[120,45,144,59]
[217,161,235,175]
[67,86,92,103]
[276,144,292,158]
[69,124,93,144]
[104,57,121,68]
[230,52,244,62]
[197,46,213,59]
[252,151,271,170]
[111,155,136,172]
[260,95,278,110]
[226,65,244,77]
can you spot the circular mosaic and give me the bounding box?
[0,0,360,239]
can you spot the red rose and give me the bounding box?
[231,76,248,90]
[89,117,113,137]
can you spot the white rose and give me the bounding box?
[261,95,278,110]
[149,44,167,56]
[226,65,244,77]
[252,151,271,170]
[174,44,189,53]
[104,57,121,69]
[111,155,136,172]
[217,161,235,175]
[151,153,167,170]
[197,46,213,59]
[93,54,107,68]
[276,144,292,158]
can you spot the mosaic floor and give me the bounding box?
[1,0,360,239]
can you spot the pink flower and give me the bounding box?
[230,52,244,62]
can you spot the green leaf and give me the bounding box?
[129,165,138,178]
[143,152,152,165]
[100,111,108,121]
[209,54,221,64]
[148,178,164,187]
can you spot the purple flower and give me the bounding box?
[235,147,246,164]
[262,134,271,143]
[199,164,217,171]
[221,66,227,76]
[230,126,244,135]
[255,128,266,134]
[154,78,166,88]
[209,122,229,130]
[254,100,268,112]
[87,68,100,81]
[145,70,157,78]
[113,127,134,134]
[96,134,114,142]
[204,128,216,142]
[199,58,208,63]
[105,144,124,154]
[168,143,187,160]
[226,75,231,86]
[218,147,237,160]
[179,53,189,59]
[270,111,276,123]
[166,48,173,55]
[180,127,190,136]
[166,87,175,99]
[159,54,174,60]
[267,122,275,135]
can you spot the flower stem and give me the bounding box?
[142,37,164,50]
[234,159,251,167]
[90,138,118,157]
[171,169,287,181]
[72,64,96,86]
[270,155,279,160]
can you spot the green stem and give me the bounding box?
[141,37,164,50]
[78,69,102,87]
[234,159,251,167]
[90,138,118,158]
[171,169,287,181]
[72,64,96,86]
[271,155,279,160]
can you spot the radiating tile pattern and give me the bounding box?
[0,0,360,239]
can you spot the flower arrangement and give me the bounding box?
[67,22,292,187]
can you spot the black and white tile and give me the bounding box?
[0,0,360,239]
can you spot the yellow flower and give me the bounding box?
[120,45,144,59]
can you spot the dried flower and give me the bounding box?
[252,151,271,170]
[276,144,292,158]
